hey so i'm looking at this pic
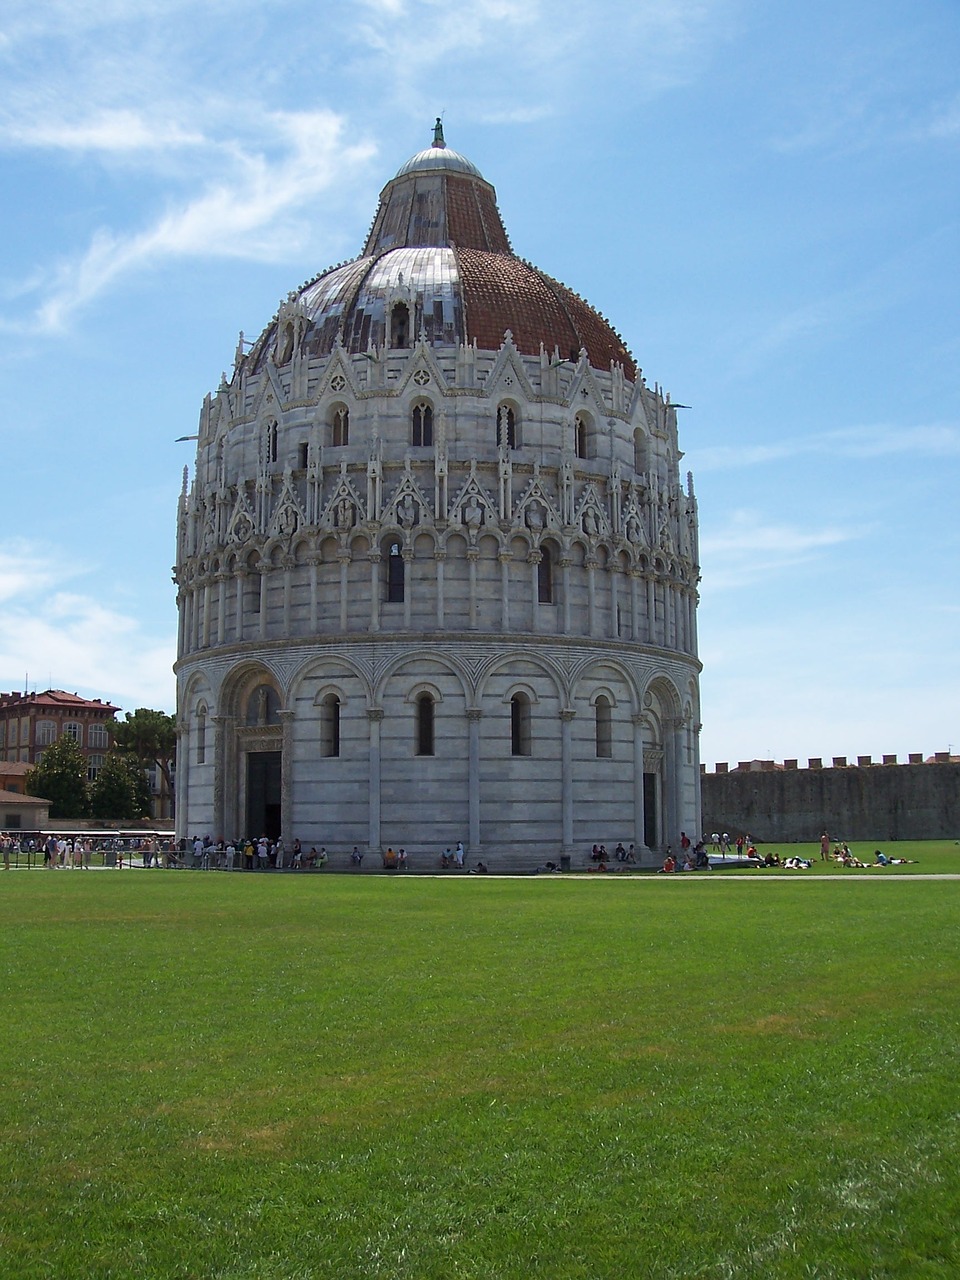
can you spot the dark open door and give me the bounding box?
[247,751,282,840]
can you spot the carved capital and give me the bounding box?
[466,708,483,722]
[559,709,577,722]
[367,708,385,722]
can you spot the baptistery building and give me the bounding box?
[174,124,702,866]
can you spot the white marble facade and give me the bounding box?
[174,134,702,865]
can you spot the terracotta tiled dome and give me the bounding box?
[249,125,636,378]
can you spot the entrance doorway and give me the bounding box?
[643,772,659,850]
[246,751,281,839]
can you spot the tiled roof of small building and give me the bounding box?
[0,689,119,713]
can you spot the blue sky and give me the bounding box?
[0,0,956,767]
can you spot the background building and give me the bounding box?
[174,127,702,867]
[0,690,118,782]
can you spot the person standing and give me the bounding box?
[455,841,465,870]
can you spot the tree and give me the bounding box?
[111,708,177,800]
[90,752,153,821]
[26,736,90,818]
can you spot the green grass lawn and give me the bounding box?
[2,863,958,1278]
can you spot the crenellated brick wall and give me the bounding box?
[700,755,959,842]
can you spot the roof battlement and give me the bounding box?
[702,752,958,774]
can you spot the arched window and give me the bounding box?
[35,719,57,746]
[331,404,349,447]
[575,412,590,460]
[497,403,517,449]
[320,694,341,758]
[88,723,110,748]
[391,302,410,348]
[87,754,105,783]
[196,705,207,765]
[537,545,553,604]
[595,696,612,758]
[416,693,435,756]
[510,693,531,757]
[64,722,82,744]
[412,400,433,447]
[386,539,404,603]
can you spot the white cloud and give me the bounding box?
[699,511,856,589]
[0,541,175,711]
[693,424,960,472]
[15,110,375,332]
[1,110,204,153]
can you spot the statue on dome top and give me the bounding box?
[433,117,445,148]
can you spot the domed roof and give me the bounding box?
[247,126,635,378]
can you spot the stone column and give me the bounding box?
[403,549,414,629]
[435,550,446,628]
[560,557,572,634]
[235,572,245,642]
[467,549,479,628]
[630,571,640,642]
[216,574,226,646]
[338,552,350,632]
[609,564,620,639]
[258,569,268,640]
[310,555,319,634]
[586,558,597,635]
[467,708,482,853]
[528,550,541,631]
[560,709,576,852]
[499,552,511,630]
[646,574,655,645]
[369,552,381,632]
[279,709,295,848]
[282,556,293,635]
[367,708,383,853]
[175,717,189,842]
[632,713,646,859]
[176,590,185,657]
[212,714,229,839]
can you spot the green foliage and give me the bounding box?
[24,733,89,817]
[1,865,958,1277]
[89,751,152,820]
[111,707,176,795]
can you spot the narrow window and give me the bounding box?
[412,401,433,447]
[196,707,206,765]
[387,540,404,603]
[510,693,531,757]
[537,546,553,604]
[575,413,589,460]
[497,403,517,449]
[321,694,341,758]
[332,405,349,447]
[298,441,308,469]
[634,428,648,475]
[391,303,410,348]
[268,421,278,464]
[595,697,612,759]
[416,693,435,756]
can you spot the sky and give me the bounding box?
[0,0,957,768]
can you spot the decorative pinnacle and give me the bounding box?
[432,116,445,148]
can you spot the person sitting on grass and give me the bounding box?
[658,854,676,874]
